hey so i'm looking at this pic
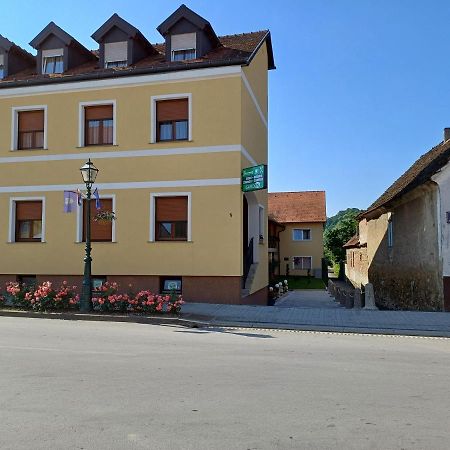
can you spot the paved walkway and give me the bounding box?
[181,290,450,337]
[275,289,340,309]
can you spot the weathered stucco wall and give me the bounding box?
[345,220,369,288]
[345,246,368,288]
[367,184,443,311]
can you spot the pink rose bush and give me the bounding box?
[2,280,184,315]
[92,282,184,314]
[5,281,79,311]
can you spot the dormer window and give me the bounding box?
[42,49,64,74]
[0,54,4,79]
[171,33,196,61]
[104,41,128,68]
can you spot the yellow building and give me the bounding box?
[0,5,275,304]
[268,192,326,278]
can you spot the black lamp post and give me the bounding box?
[79,159,99,312]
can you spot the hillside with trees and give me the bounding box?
[324,208,362,264]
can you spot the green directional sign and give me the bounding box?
[242,164,268,192]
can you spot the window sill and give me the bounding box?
[8,241,46,243]
[148,240,193,243]
[149,140,193,145]
[10,148,48,152]
[76,145,118,149]
[76,241,117,244]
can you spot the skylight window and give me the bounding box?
[42,49,64,74]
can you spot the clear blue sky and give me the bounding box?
[3,0,450,215]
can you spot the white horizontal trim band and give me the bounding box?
[0,178,241,193]
[0,66,242,98]
[0,144,258,165]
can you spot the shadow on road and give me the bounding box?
[173,327,275,339]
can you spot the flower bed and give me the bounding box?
[0,281,183,315]
[92,282,183,314]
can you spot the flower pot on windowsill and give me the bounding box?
[93,210,116,224]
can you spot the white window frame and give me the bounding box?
[11,105,48,151]
[76,194,116,243]
[171,48,197,61]
[292,228,311,241]
[78,100,117,147]
[42,48,64,74]
[150,93,192,144]
[8,196,46,243]
[292,256,312,271]
[149,192,192,242]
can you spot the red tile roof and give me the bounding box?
[343,235,360,248]
[268,191,327,224]
[0,31,273,88]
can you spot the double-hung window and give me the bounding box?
[17,110,45,150]
[155,196,188,241]
[15,201,43,242]
[292,228,311,241]
[156,99,188,141]
[84,105,114,146]
[42,49,64,74]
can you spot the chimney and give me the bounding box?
[444,128,450,141]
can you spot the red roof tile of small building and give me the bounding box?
[343,235,360,248]
[268,191,327,224]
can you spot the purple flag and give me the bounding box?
[64,191,78,213]
[93,188,101,210]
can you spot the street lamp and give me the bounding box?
[79,159,99,312]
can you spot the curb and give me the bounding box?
[195,320,450,338]
[1,309,449,338]
[0,309,199,328]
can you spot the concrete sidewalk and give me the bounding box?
[181,297,450,337]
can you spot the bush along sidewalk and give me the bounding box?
[0,281,183,315]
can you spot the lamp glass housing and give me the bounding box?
[80,159,99,185]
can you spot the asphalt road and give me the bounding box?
[0,318,449,450]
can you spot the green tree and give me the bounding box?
[324,209,360,263]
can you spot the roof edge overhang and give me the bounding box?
[0,58,248,90]
[157,4,220,47]
[0,35,14,51]
[245,30,275,70]
[30,22,73,48]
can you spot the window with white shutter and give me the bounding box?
[171,33,196,61]
[104,41,128,68]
